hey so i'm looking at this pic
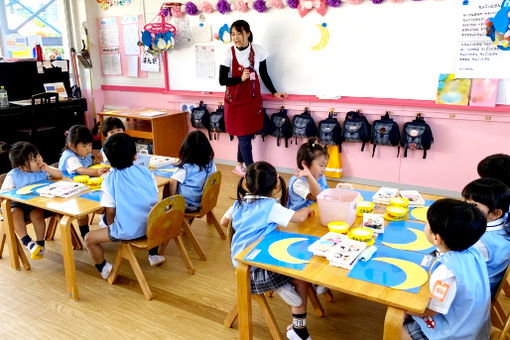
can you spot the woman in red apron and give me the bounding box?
[219,20,287,176]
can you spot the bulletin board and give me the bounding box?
[164,0,510,103]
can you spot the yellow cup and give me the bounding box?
[356,201,374,216]
[390,197,409,208]
[348,227,375,246]
[73,175,89,184]
[88,177,103,189]
[385,206,408,221]
[327,221,350,234]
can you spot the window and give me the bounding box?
[0,0,70,60]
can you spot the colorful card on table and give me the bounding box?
[78,189,102,202]
[436,73,471,106]
[244,230,319,271]
[348,244,433,293]
[1,180,53,200]
[375,220,436,254]
[469,78,499,107]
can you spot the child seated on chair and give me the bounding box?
[59,125,108,240]
[220,161,315,340]
[100,117,125,165]
[84,133,158,280]
[0,142,62,259]
[168,130,216,211]
[402,198,490,340]
[462,177,510,299]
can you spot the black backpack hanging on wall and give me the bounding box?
[370,111,401,158]
[271,107,292,147]
[318,109,342,150]
[255,108,273,141]
[401,113,434,159]
[209,102,225,140]
[291,107,317,144]
[342,110,371,151]
[190,101,210,138]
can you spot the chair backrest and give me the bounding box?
[0,172,6,188]
[200,171,221,214]
[146,194,185,250]
[31,92,59,132]
[491,264,510,340]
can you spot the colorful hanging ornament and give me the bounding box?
[268,0,286,8]
[287,0,299,8]
[372,0,383,3]
[297,0,327,17]
[215,23,231,43]
[253,0,268,12]
[485,0,510,50]
[217,0,232,14]
[311,23,329,50]
[348,0,363,3]
[325,0,341,7]
[185,1,200,14]
[234,0,250,11]
[202,1,215,12]
[171,6,186,17]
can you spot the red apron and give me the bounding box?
[224,45,263,136]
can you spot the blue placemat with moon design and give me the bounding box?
[408,200,435,221]
[348,244,434,293]
[0,180,54,201]
[375,220,436,254]
[151,164,178,178]
[243,230,319,271]
[78,189,102,202]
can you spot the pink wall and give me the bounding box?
[93,88,510,194]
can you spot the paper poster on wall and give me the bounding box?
[436,73,471,105]
[195,45,215,79]
[141,52,160,72]
[127,56,138,76]
[172,17,192,47]
[101,54,122,75]
[469,78,499,106]
[99,17,119,47]
[192,24,212,43]
[455,0,510,79]
[122,24,140,55]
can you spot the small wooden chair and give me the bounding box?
[223,222,328,339]
[182,171,224,261]
[108,195,193,300]
[491,264,510,340]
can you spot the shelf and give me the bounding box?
[124,129,153,139]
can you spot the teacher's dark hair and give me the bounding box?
[231,20,253,42]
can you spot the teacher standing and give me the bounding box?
[219,20,287,176]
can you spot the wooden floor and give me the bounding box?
[0,164,444,339]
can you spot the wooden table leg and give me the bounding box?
[383,306,405,340]
[59,215,79,300]
[236,262,253,340]
[2,199,21,270]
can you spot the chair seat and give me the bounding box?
[127,238,148,249]
[184,210,203,218]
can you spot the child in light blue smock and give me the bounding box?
[287,138,328,211]
[84,133,158,279]
[220,161,315,340]
[100,117,125,164]
[402,198,490,340]
[58,125,108,240]
[168,130,216,212]
[462,177,510,299]
[0,142,62,259]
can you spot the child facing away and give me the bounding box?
[220,161,315,340]
[100,117,125,165]
[58,125,108,240]
[462,177,510,299]
[402,198,490,340]
[0,142,62,259]
[287,138,328,211]
[168,130,216,212]
[84,133,158,279]
[477,153,510,188]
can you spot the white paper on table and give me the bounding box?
[99,18,119,47]
[195,45,215,79]
[123,24,140,55]
[140,52,160,72]
[127,55,138,77]
[101,54,121,75]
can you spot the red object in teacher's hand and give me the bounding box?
[224,45,263,136]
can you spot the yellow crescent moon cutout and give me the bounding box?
[268,238,310,264]
[311,23,329,51]
[372,257,429,290]
[411,207,429,222]
[16,183,48,195]
[382,228,433,251]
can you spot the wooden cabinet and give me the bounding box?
[97,108,188,157]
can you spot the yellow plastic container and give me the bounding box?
[327,221,350,234]
[356,201,374,216]
[384,206,409,221]
[348,227,375,246]
[88,177,103,189]
[390,197,409,208]
[73,175,89,184]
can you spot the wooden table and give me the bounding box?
[234,204,431,340]
[0,175,171,300]
[97,108,188,157]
